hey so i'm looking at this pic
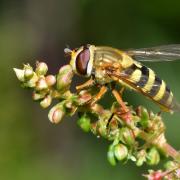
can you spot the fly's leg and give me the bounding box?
[90,85,108,105]
[111,89,132,123]
[76,78,95,91]
[112,89,128,113]
[119,86,125,95]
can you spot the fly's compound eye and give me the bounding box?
[76,48,90,75]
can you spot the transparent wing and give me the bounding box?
[126,44,180,62]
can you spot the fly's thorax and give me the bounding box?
[70,45,95,77]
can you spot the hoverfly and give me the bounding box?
[65,44,180,113]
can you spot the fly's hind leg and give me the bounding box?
[111,88,132,123]
[112,89,129,113]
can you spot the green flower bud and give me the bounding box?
[114,144,128,161]
[107,145,116,166]
[36,77,48,91]
[45,75,56,86]
[40,95,52,108]
[24,65,34,80]
[146,147,160,166]
[35,62,48,76]
[24,73,39,88]
[56,65,73,93]
[119,127,135,146]
[139,107,149,128]
[97,120,107,138]
[48,102,66,124]
[13,68,25,82]
[164,161,177,170]
[136,150,146,166]
[77,113,91,132]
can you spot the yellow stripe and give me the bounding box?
[153,80,166,101]
[129,69,142,83]
[143,68,155,93]
[121,54,134,68]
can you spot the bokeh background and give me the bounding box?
[1,0,180,179]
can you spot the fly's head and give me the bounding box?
[65,44,95,77]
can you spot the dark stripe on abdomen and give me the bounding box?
[123,64,137,76]
[136,66,149,88]
[159,85,173,107]
[148,76,162,97]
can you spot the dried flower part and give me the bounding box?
[35,62,48,76]
[56,65,73,93]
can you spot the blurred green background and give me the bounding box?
[1,0,180,179]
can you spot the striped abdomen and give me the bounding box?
[121,63,174,111]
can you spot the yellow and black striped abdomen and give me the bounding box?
[121,63,174,111]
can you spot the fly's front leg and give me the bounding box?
[90,85,108,105]
[76,78,95,91]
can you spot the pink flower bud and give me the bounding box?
[36,77,48,91]
[40,95,52,108]
[48,102,66,124]
[45,75,56,86]
[56,65,73,92]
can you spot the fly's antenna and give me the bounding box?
[64,44,72,57]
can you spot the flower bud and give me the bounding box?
[119,127,135,146]
[48,102,66,124]
[146,147,160,166]
[35,62,48,76]
[139,107,149,128]
[13,68,25,82]
[24,65,34,80]
[56,65,73,93]
[36,77,48,91]
[164,161,177,171]
[107,145,116,166]
[97,120,107,138]
[114,144,128,161]
[45,75,56,86]
[25,73,39,87]
[77,113,91,132]
[40,95,52,108]
[136,150,146,166]
[143,170,163,180]
[32,91,45,100]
